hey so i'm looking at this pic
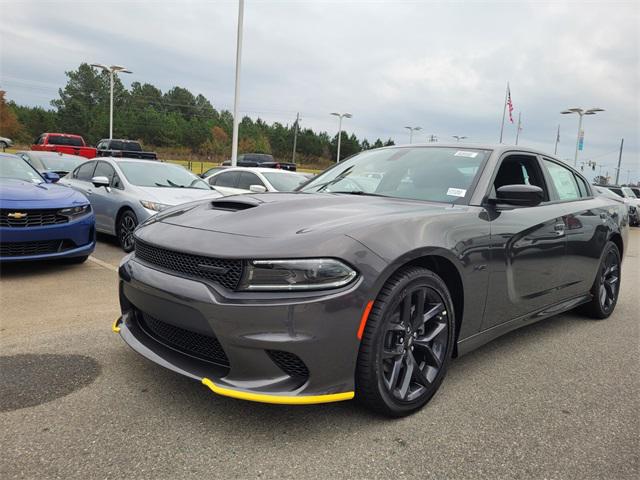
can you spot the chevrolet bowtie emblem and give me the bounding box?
[7,212,27,219]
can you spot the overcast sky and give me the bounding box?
[1,0,638,182]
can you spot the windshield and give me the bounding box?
[300,147,490,203]
[0,155,44,183]
[622,187,637,198]
[263,172,307,191]
[38,154,84,172]
[117,161,211,189]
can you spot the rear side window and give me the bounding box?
[211,171,240,187]
[575,174,590,197]
[75,161,96,181]
[542,159,580,201]
[94,161,116,183]
[237,172,263,190]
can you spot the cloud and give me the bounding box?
[1,0,638,181]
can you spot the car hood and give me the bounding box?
[0,178,89,208]
[135,186,222,205]
[156,192,459,238]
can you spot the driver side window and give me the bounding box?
[492,155,549,202]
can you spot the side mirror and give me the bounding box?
[42,171,60,183]
[494,184,544,207]
[249,184,267,193]
[91,176,110,188]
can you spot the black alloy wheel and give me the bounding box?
[118,210,138,252]
[356,267,455,417]
[578,241,621,319]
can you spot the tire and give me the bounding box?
[578,241,621,319]
[117,210,138,253]
[64,255,89,264]
[356,267,456,417]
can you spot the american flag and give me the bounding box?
[507,85,514,123]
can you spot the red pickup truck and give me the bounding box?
[31,133,97,159]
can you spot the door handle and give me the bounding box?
[554,223,565,235]
[85,189,93,195]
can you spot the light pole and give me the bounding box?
[331,112,352,162]
[452,135,467,142]
[560,107,604,167]
[404,126,422,144]
[90,64,132,139]
[230,0,245,167]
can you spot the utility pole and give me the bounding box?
[230,0,245,167]
[554,124,560,155]
[291,112,300,163]
[615,138,624,185]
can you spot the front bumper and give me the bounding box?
[116,251,380,404]
[0,214,96,262]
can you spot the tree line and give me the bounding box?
[1,63,395,165]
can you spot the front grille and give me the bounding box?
[0,209,68,227]
[138,313,230,367]
[267,350,310,379]
[0,239,66,257]
[134,239,244,290]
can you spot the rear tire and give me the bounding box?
[356,267,455,417]
[117,210,138,253]
[578,241,621,319]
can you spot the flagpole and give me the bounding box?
[515,112,522,145]
[554,124,560,155]
[499,82,509,143]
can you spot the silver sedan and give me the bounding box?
[60,158,222,251]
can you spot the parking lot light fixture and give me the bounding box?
[331,112,352,162]
[560,107,604,167]
[90,64,132,140]
[404,126,422,144]
[452,135,468,142]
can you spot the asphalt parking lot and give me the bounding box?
[1,231,638,480]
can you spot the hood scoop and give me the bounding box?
[210,196,262,212]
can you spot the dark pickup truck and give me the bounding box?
[96,139,157,160]
[222,153,296,171]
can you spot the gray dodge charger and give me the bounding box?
[114,144,628,416]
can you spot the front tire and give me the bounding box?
[356,267,455,417]
[117,210,138,252]
[578,241,621,319]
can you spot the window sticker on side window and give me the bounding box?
[454,151,478,158]
[446,187,467,197]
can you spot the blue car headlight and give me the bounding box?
[239,259,357,291]
[59,204,91,219]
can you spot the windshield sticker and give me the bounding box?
[454,151,478,158]
[446,187,467,197]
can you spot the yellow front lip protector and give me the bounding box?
[201,378,354,405]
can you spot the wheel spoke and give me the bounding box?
[599,285,607,306]
[408,352,431,387]
[413,340,442,368]
[400,295,411,326]
[396,356,414,399]
[382,345,404,359]
[384,356,403,390]
[411,289,426,330]
[422,320,447,342]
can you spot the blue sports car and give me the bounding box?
[0,153,95,263]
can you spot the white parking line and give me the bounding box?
[88,255,118,272]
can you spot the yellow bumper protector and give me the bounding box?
[112,318,122,333]
[201,378,354,405]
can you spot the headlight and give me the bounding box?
[59,204,91,218]
[239,259,357,291]
[140,200,171,212]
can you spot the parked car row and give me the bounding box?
[31,133,157,160]
[594,184,640,226]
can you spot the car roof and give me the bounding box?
[17,150,85,160]
[380,142,568,160]
[96,157,161,165]
[212,167,302,174]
